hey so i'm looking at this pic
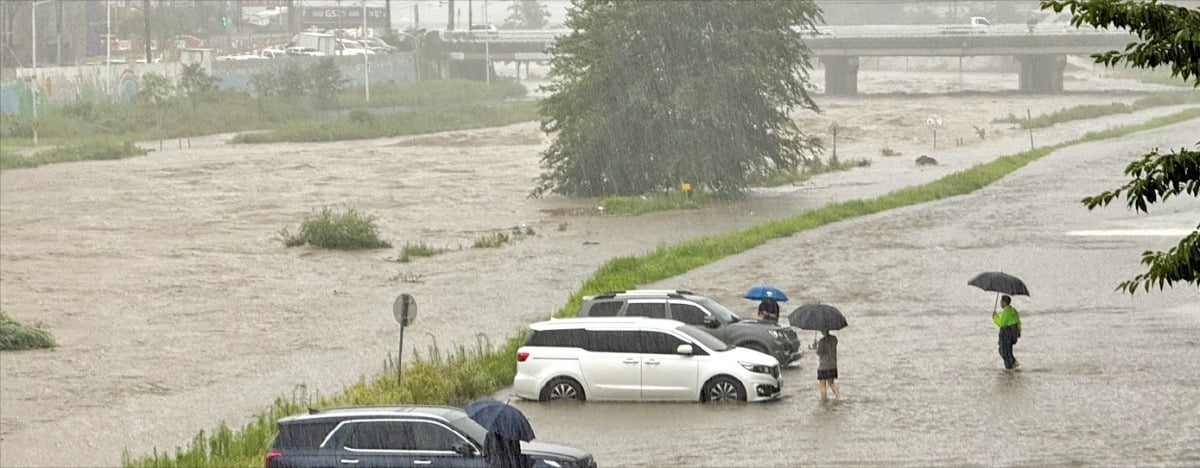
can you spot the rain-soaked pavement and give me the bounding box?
[502,121,1200,467]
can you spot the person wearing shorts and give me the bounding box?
[812,330,841,400]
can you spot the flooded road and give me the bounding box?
[507,123,1200,466]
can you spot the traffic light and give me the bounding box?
[220,16,229,28]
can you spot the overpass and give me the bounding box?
[436,24,1135,94]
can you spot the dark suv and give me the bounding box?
[264,405,596,468]
[576,290,803,366]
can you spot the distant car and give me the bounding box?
[260,48,287,59]
[469,23,499,34]
[576,289,803,366]
[359,37,398,54]
[286,46,324,56]
[513,317,783,403]
[264,405,597,468]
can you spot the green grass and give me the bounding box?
[124,107,1200,467]
[397,242,449,262]
[0,311,57,351]
[229,101,538,144]
[0,140,148,171]
[279,207,392,250]
[993,91,1200,129]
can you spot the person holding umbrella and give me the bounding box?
[789,303,847,401]
[993,295,1022,370]
[744,285,787,323]
[811,329,841,400]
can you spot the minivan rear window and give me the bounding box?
[525,329,587,347]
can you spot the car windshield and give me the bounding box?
[693,297,741,324]
[677,324,730,351]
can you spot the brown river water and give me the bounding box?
[1,71,1197,466]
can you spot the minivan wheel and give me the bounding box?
[702,376,746,403]
[539,378,585,402]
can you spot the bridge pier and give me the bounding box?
[821,56,859,95]
[1016,54,1066,93]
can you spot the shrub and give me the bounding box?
[880,147,902,157]
[0,311,57,350]
[397,242,447,262]
[472,232,510,248]
[280,207,392,250]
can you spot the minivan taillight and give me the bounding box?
[517,351,529,362]
[264,450,282,468]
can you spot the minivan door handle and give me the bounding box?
[622,358,638,364]
[339,458,360,464]
[644,359,661,365]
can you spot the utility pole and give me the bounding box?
[106,0,111,100]
[287,0,297,34]
[385,0,391,35]
[467,0,472,28]
[142,0,151,64]
[448,0,455,30]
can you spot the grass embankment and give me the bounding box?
[230,101,538,144]
[0,311,56,350]
[125,107,1200,467]
[0,80,531,166]
[994,91,1200,129]
[0,140,148,171]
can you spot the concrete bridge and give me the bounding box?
[437,24,1135,94]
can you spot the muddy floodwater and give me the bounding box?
[509,122,1200,467]
[1,70,1198,466]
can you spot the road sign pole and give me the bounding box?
[397,324,404,386]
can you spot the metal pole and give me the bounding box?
[32,1,39,147]
[55,0,61,66]
[142,0,151,64]
[363,0,369,103]
[106,0,111,100]
[397,325,404,386]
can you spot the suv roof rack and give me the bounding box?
[597,289,695,297]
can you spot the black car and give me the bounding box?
[265,405,596,468]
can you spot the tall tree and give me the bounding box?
[1042,0,1199,294]
[534,0,823,197]
[504,0,551,29]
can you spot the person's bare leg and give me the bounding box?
[818,380,828,400]
[829,379,842,399]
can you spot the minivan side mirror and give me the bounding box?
[452,442,477,457]
[675,344,694,355]
[703,317,720,329]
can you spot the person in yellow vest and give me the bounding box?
[992,295,1022,370]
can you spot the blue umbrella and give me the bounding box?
[466,397,536,442]
[744,285,789,302]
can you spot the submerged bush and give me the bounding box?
[0,311,57,350]
[280,207,392,250]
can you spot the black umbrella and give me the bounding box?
[466,397,535,441]
[968,271,1030,312]
[787,303,848,331]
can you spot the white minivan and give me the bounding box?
[513,317,782,403]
